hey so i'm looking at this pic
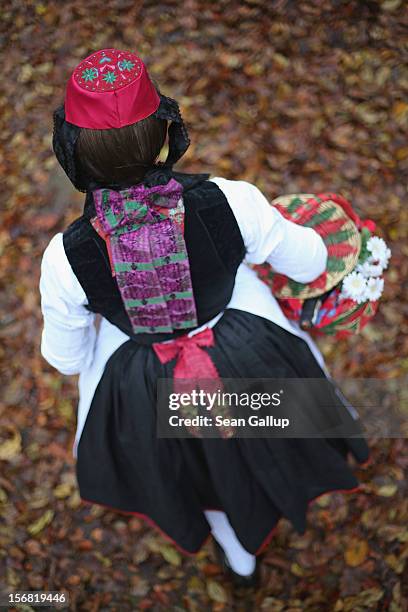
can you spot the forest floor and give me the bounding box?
[0,1,407,610]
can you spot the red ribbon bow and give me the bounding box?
[153,327,234,438]
[153,327,218,380]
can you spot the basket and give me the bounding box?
[252,192,389,339]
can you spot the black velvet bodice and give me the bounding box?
[62,174,246,343]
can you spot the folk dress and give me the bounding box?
[39,176,370,556]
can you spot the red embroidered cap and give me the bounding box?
[65,48,160,129]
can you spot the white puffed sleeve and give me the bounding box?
[210,177,328,283]
[39,233,97,375]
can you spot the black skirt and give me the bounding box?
[76,309,370,555]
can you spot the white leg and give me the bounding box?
[204,510,256,576]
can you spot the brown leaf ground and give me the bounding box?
[0,1,407,610]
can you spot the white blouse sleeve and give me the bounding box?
[39,233,97,375]
[210,177,328,283]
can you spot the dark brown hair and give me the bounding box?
[75,113,168,186]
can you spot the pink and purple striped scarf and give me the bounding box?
[90,178,198,334]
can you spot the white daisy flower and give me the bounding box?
[367,236,388,260]
[377,246,391,270]
[364,277,384,302]
[356,259,383,278]
[341,272,368,303]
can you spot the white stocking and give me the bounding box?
[204,510,256,576]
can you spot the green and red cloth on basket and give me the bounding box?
[253,192,391,339]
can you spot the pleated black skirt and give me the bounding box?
[76,308,370,555]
